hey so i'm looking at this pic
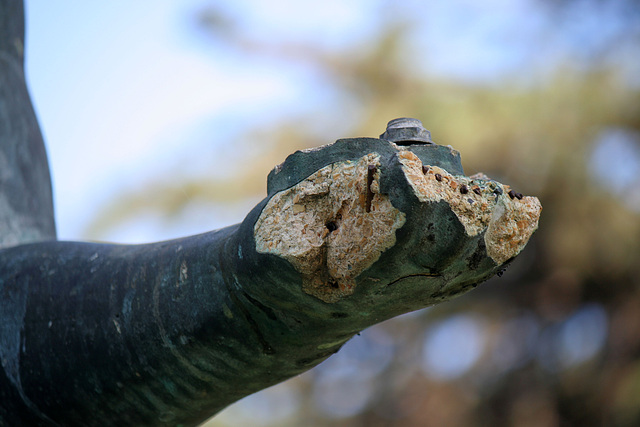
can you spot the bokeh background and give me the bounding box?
[24,0,640,426]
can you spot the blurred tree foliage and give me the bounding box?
[87,0,640,425]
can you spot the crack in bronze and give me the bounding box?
[366,165,376,213]
[387,273,441,287]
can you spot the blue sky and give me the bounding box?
[25,1,291,241]
[24,0,638,243]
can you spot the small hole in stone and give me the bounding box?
[326,221,338,232]
[329,280,340,289]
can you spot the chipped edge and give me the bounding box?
[254,153,406,303]
[397,150,541,265]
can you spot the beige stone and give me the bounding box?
[255,149,541,303]
[254,153,406,303]
[398,150,541,265]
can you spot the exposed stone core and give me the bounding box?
[255,147,541,303]
[398,150,541,265]
[254,153,406,303]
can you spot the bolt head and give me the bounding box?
[380,118,433,145]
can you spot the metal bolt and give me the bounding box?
[380,118,433,145]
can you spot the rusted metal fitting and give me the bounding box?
[380,118,433,146]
